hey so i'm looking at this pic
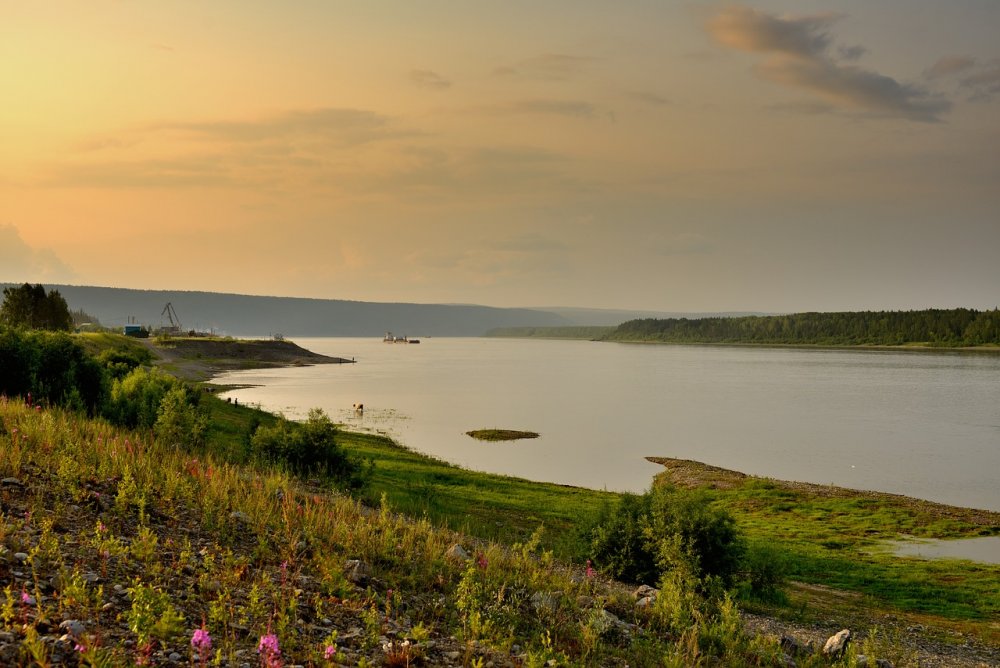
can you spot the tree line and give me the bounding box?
[604,308,1000,346]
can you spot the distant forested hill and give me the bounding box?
[605,309,1000,347]
[1,284,572,337]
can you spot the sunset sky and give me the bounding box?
[3,1,998,312]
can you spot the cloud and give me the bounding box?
[709,6,838,59]
[494,233,568,253]
[149,108,400,146]
[485,99,600,119]
[409,69,452,90]
[626,91,672,106]
[708,5,951,122]
[0,224,75,283]
[924,55,976,79]
[961,65,1000,101]
[46,108,413,189]
[649,232,714,256]
[493,53,593,80]
[766,100,836,115]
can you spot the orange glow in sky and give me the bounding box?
[3,2,999,311]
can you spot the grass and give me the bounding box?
[465,429,540,441]
[1,395,798,667]
[650,462,1000,644]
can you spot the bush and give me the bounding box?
[154,387,208,450]
[105,367,187,429]
[585,484,745,588]
[0,328,108,415]
[249,408,369,489]
[738,540,789,604]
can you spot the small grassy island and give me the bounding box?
[1,318,998,666]
[466,428,541,441]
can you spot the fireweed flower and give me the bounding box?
[586,559,595,579]
[191,628,212,651]
[324,644,337,660]
[258,633,281,666]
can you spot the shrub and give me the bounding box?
[155,387,208,450]
[105,367,186,429]
[249,408,369,489]
[585,484,745,588]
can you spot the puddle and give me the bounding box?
[880,536,1000,564]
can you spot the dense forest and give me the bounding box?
[604,308,1000,347]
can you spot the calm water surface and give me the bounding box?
[216,338,1000,511]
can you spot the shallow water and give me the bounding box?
[880,536,1000,564]
[215,337,1000,511]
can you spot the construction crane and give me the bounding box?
[161,302,182,332]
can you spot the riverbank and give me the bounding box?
[140,335,354,382]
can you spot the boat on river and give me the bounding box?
[384,332,420,344]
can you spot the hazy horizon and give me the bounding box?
[3,2,998,313]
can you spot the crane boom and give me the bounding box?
[161,302,182,330]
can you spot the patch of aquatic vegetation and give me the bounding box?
[466,429,540,441]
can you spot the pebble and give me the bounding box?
[13,552,28,563]
[168,652,182,662]
[59,619,86,637]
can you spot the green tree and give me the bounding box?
[0,283,73,331]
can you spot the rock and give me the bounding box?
[59,620,86,637]
[229,511,251,524]
[858,658,893,668]
[445,544,470,562]
[823,629,851,658]
[576,595,595,608]
[168,652,182,662]
[635,596,656,609]
[0,631,16,643]
[779,653,797,668]
[13,552,28,563]
[780,635,810,657]
[1,478,23,487]
[633,584,659,601]
[81,572,100,584]
[530,591,561,612]
[444,651,461,660]
[344,559,371,584]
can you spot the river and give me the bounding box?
[215,338,1000,511]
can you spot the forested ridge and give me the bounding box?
[605,308,1000,346]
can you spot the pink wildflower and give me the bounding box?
[324,644,337,660]
[191,627,212,651]
[586,559,595,579]
[74,643,86,653]
[20,590,32,604]
[258,633,281,666]
[477,552,488,570]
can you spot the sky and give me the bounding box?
[2,1,999,313]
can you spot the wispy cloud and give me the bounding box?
[961,64,1000,101]
[409,69,452,90]
[626,91,672,106]
[148,108,400,146]
[493,53,593,80]
[649,232,714,256]
[924,55,976,80]
[708,6,951,122]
